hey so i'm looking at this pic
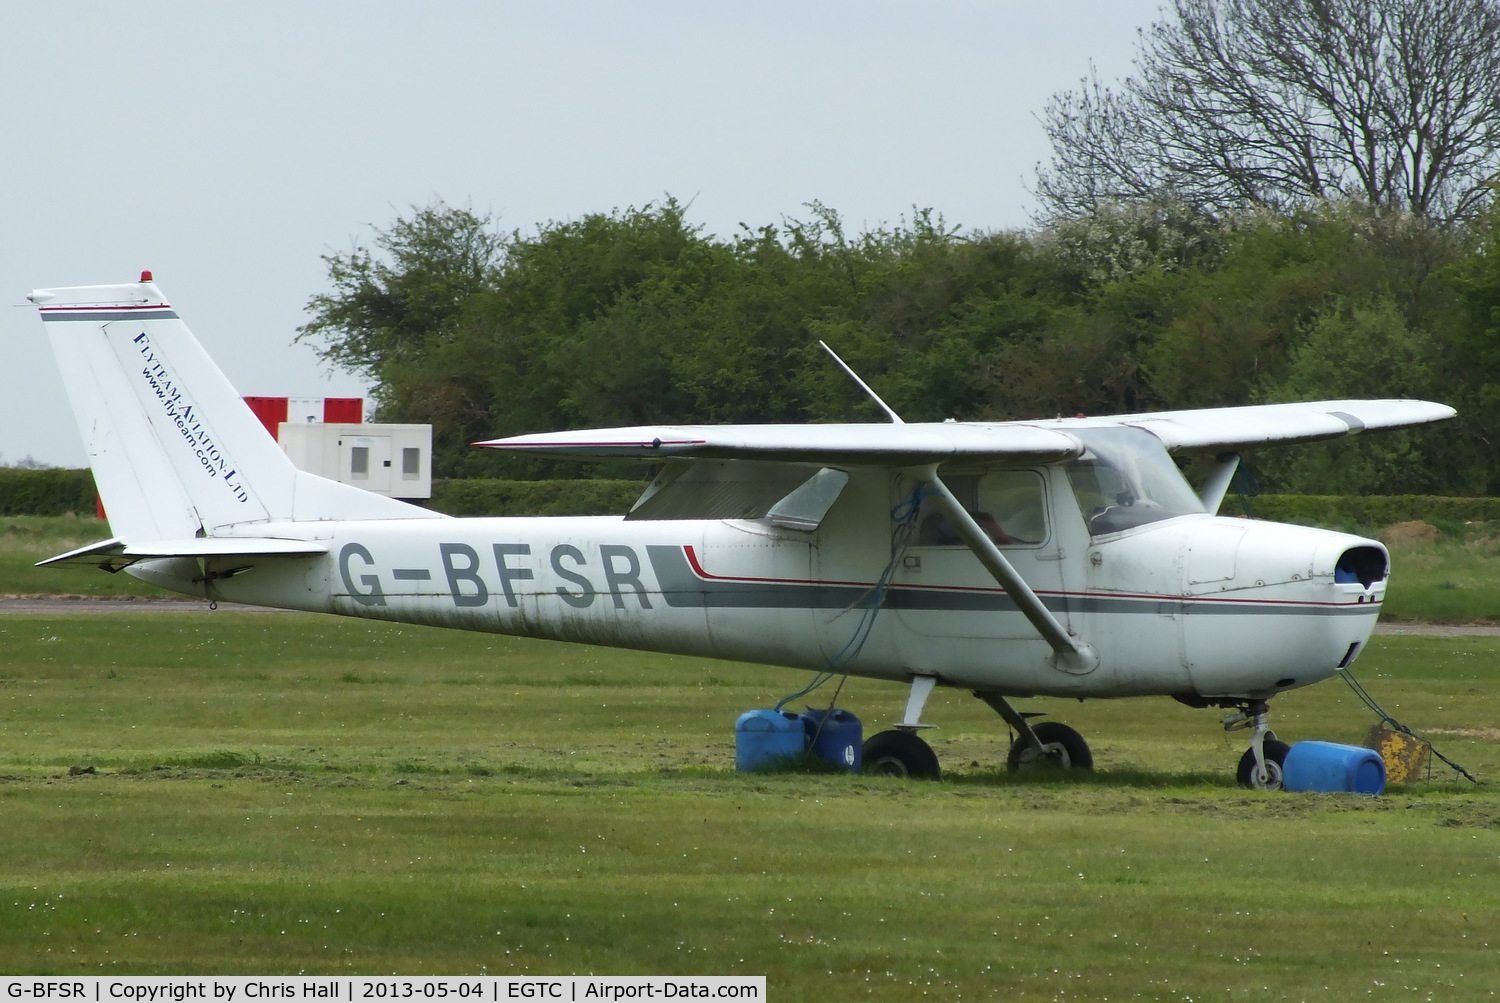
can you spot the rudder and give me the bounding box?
[30,274,436,541]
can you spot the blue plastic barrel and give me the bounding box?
[734,709,806,771]
[1282,740,1386,795]
[800,708,863,772]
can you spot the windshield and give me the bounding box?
[1065,426,1204,536]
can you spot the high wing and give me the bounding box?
[1035,399,1457,453]
[477,423,1084,464]
[477,399,1456,462]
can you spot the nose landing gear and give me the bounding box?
[1224,700,1290,790]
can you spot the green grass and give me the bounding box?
[1382,533,1500,622]
[0,612,1497,997]
[0,516,155,597]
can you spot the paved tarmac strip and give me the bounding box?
[1,596,1497,634]
[1374,622,1500,636]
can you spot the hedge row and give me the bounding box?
[431,486,1500,524]
[0,468,97,516]
[7,468,1500,526]
[427,478,646,516]
[0,470,646,519]
[1242,495,1500,530]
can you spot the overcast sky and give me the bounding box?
[1,0,1164,468]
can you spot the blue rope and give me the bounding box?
[774,484,929,711]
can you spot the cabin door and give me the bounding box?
[890,470,1067,640]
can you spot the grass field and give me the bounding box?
[0,611,1496,998]
[1382,531,1500,623]
[0,517,155,598]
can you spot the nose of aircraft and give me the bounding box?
[1224,521,1388,597]
[1179,519,1388,698]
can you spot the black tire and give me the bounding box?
[1236,739,1291,790]
[862,730,941,780]
[1007,721,1094,771]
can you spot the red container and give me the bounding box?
[323,398,363,423]
[243,396,290,440]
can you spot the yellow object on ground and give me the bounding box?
[1366,724,1430,783]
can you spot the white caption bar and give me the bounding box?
[1,979,764,1003]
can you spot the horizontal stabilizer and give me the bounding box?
[36,539,128,569]
[39,536,329,571]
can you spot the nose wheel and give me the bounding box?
[1236,739,1291,789]
[1225,700,1289,790]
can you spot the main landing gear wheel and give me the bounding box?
[862,730,941,780]
[1007,721,1094,771]
[1236,739,1291,790]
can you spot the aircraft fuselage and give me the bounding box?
[155,469,1384,704]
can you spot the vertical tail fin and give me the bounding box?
[29,275,439,541]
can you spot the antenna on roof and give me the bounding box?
[818,341,904,425]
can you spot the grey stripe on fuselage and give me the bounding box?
[644,545,1373,618]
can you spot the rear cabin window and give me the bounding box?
[915,470,1047,547]
[627,460,819,521]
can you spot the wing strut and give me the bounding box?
[1198,452,1241,514]
[918,469,1098,675]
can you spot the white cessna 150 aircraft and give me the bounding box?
[29,276,1456,789]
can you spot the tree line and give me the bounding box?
[298,196,1500,495]
[298,1,1500,496]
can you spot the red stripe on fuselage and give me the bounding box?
[679,545,1371,610]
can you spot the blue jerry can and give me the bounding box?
[734,709,806,772]
[800,708,863,772]
[1282,740,1386,795]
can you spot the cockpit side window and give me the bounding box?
[1065,426,1205,536]
[915,470,1047,547]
